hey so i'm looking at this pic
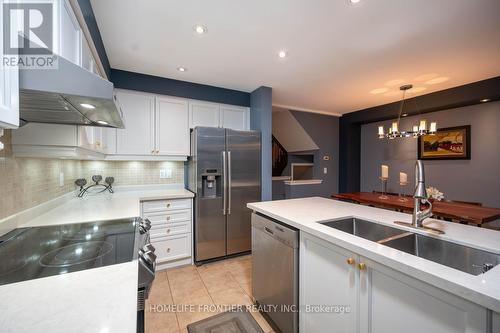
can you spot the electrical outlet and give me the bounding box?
[160,169,173,179]
[59,172,65,187]
[323,167,328,174]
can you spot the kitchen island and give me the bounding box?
[248,197,500,333]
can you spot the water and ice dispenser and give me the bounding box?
[201,169,222,198]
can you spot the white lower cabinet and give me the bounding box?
[493,312,500,332]
[141,198,193,270]
[300,233,357,332]
[300,232,489,333]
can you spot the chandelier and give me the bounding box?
[378,84,437,139]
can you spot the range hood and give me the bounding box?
[19,55,124,128]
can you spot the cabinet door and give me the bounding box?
[493,312,500,333]
[78,126,95,150]
[0,0,19,129]
[220,105,248,130]
[358,257,488,333]
[81,37,96,73]
[188,100,220,128]
[103,128,116,154]
[300,233,358,333]
[156,96,189,155]
[58,0,81,65]
[115,91,155,155]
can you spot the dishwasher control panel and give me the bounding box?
[251,213,298,248]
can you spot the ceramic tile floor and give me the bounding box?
[145,255,274,333]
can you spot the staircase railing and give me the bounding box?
[272,135,288,177]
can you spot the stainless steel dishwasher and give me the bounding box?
[252,213,298,333]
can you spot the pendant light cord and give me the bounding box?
[396,88,407,128]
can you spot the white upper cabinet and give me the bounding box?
[0,0,19,129]
[189,100,220,128]
[57,0,82,65]
[156,96,189,156]
[189,100,249,130]
[220,104,248,130]
[115,90,155,155]
[81,36,99,75]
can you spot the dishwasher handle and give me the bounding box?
[264,227,274,235]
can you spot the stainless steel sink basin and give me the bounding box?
[382,233,500,275]
[319,217,407,242]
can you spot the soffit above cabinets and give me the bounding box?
[90,0,500,115]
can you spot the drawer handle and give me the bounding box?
[167,216,171,221]
[167,248,171,253]
[346,258,355,265]
[166,203,171,208]
[166,229,171,234]
[358,262,366,271]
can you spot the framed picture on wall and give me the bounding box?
[418,125,471,160]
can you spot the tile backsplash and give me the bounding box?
[0,130,185,220]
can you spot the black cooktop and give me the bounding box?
[0,218,140,286]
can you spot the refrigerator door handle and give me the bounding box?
[222,151,227,215]
[228,151,232,215]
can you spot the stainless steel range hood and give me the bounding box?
[19,55,125,128]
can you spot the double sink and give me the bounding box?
[320,218,500,276]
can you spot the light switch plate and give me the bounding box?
[323,167,328,174]
[59,172,64,187]
[160,169,172,179]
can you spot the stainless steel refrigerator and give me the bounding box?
[188,127,261,263]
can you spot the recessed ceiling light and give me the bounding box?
[349,0,361,3]
[193,25,207,34]
[480,99,490,103]
[96,120,109,125]
[402,113,408,117]
[177,67,187,72]
[278,50,287,58]
[80,103,95,109]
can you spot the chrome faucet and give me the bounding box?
[395,160,443,234]
[412,160,433,228]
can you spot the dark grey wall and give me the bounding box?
[290,111,339,197]
[273,111,339,199]
[250,86,273,201]
[360,101,500,208]
[111,69,250,107]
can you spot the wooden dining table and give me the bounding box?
[331,192,500,226]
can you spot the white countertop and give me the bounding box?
[0,185,194,333]
[20,186,194,227]
[247,197,500,313]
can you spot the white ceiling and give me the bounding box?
[91,0,500,115]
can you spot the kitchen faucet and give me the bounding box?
[395,160,443,234]
[412,160,433,228]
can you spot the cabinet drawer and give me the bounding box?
[143,209,191,224]
[152,234,191,263]
[150,223,190,239]
[142,199,191,213]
